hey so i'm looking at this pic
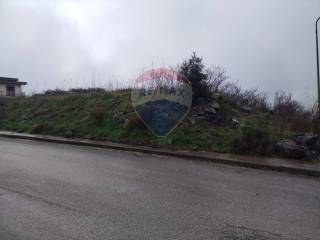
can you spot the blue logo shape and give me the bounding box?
[131,68,192,137]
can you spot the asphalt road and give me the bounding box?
[0,137,319,240]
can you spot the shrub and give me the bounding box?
[42,89,68,96]
[123,116,146,131]
[0,98,9,119]
[272,91,311,132]
[273,91,302,117]
[89,106,106,124]
[206,65,228,92]
[31,122,55,134]
[215,80,270,112]
[69,88,106,93]
[231,122,274,155]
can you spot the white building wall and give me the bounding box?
[0,84,24,97]
[0,84,6,96]
[15,85,23,96]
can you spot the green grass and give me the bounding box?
[0,90,293,154]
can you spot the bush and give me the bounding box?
[31,122,55,134]
[0,98,9,119]
[69,88,106,94]
[213,80,270,112]
[123,116,146,131]
[273,91,302,117]
[205,66,271,112]
[231,122,274,155]
[41,88,107,96]
[272,91,311,132]
[206,65,228,92]
[89,106,106,124]
[42,89,68,96]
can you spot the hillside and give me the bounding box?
[0,88,317,161]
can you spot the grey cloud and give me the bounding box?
[0,0,319,105]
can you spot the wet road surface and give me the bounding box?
[0,137,319,240]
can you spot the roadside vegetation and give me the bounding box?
[0,53,318,160]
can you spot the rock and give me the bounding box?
[112,114,119,120]
[305,150,320,161]
[204,107,216,115]
[210,102,220,110]
[189,118,196,125]
[239,105,253,114]
[275,140,316,160]
[231,118,240,126]
[123,118,130,128]
[196,116,206,120]
[294,134,318,147]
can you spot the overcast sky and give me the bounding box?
[0,0,319,105]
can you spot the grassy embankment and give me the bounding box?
[0,89,303,155]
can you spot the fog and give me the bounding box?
[0,0,319,105]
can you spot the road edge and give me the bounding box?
[0,131,319,177]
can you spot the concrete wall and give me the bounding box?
[15,85,23,96]
[0,84,6,96]
[0,84,24,97]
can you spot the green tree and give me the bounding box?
[180,52,210,103]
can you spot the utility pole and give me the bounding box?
[316,17,320,134]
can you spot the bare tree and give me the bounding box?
[206,65,228,92]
